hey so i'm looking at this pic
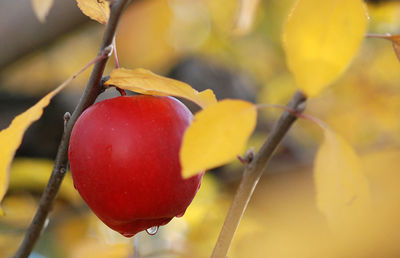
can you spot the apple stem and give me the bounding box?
[211,91,307,258]
[99,76,126,96]
[116,87,127,96]
[13,1,131,257]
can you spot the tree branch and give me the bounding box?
[12,1,130,257]
[211,90,307,258]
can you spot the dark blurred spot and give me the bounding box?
[364,0,400,4]
[168,56,256,112]
[0,91,77,159]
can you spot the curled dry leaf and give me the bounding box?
[180,99,257,178]
[76,0,110,24]
[31,0,54,23]
[314,128,371,231]
[105,68,217,109]
[283,0,368,97]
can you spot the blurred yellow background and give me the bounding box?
[1,0,400,257]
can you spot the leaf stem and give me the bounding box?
[12,1,130,257]
[211,90,307,258]
[116,87,127,96]
[365,33,392,39]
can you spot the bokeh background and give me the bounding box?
[1,0,400,257]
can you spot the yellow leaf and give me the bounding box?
[180,99,257,178]
[76,0,110,24]
[314,129,371,231]
[105,68,217,109]
[283,0,368,97]
[233,0,261,35]
[31,0,54,23]
[0,84,66,210]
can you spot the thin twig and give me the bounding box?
[13,1,129,257]
[365,33,392,39]
[109,39,127,96]
[256,103,327,129]
[211,90,307,258]
[112,36,120,68]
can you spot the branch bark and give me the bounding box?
[12,1,130,257]
[211,90,307,258]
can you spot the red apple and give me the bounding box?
[68,95,203,237]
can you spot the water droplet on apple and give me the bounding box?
[146,226,159,235]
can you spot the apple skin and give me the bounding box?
[68,95,203,237]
